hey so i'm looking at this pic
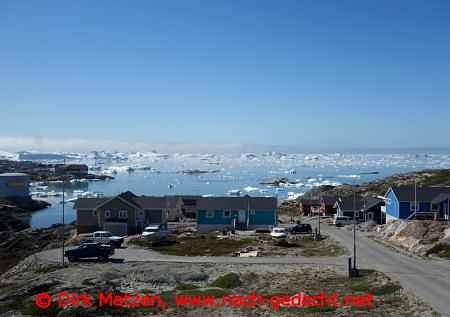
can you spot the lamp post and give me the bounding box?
[352,171,378,273]
[60,179,66,268]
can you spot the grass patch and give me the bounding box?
[422,170,450,186]
[358,269,376,276]
[159,288,230,308]
[351,281,401,295]
[178,289,230,297]
[175,283,199,291]
[210,272,241,289]
[148,233,253,256]
[370,283,402,295]
[425,243,450,259]
[23,301,62,317]
[0,305,14,314]
[306,305,339,313]
[299,235,348,256]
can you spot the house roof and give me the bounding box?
[196,196,277,210]
[391,186,450,202]
[334,197,383,211]
[299,196,338,205]
[74,193,182,210]
[73,198,110,209]
[74,193,276,211]
[134,196,181,209]
[431,193,450,204]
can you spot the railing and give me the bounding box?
[406,211,437,220]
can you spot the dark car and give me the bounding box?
[64,243,114,262]
[289,224,313,234]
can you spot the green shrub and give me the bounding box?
[425,243,450,259]
[210,272,241,289]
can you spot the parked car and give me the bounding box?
[142,224,168,241]
[64,243,114,262]
[270,227,288,239]
[81,231,124,247]
[333,216,358,227]
[289,223,313,234]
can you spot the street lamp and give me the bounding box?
[352,171,378,273]
[60,179,66,268]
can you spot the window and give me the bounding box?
[206,210,214,218]
[223,210,231,218]
[431,204,438,210]
[411,202,418,211]
[385,198,391,205]
[250,210,256,215]
[105,210,111,218]
[93,210,97,217]
[119,210,128,218]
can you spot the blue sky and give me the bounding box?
[0,0,449,153]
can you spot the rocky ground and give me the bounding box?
[0,215,76,275]
[0,199,50,213]
[370,220,450,259]
[0,159,113,182]
[0,257,439,317]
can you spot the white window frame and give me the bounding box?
[411,202,418,211]
[105,210,111,219]
[206,210,214,218]
[119,210,128,218]
[93,210,98,217]
[223,210,231,218]
[250,210,256,215]
[385,198,391,204]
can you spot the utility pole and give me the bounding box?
[414,180,417,220]
[61,179,65,268]
[352,171,378,276]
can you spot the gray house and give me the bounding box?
[333,197,385,224]
[74,191,178,236]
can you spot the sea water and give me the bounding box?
[21,153,450,228]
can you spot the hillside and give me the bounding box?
[302,169,450,200]
[278,169,450,215]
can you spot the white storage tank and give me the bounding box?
[0,173,30,198]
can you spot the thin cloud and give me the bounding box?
[0,136,244,154]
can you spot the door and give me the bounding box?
[104,222,127,236]
[368,212,374,221]
[238,210,246,223]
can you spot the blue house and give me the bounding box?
[383,186,450,221]
[196,196,278,232]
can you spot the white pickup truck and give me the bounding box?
[81,231,124,247]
